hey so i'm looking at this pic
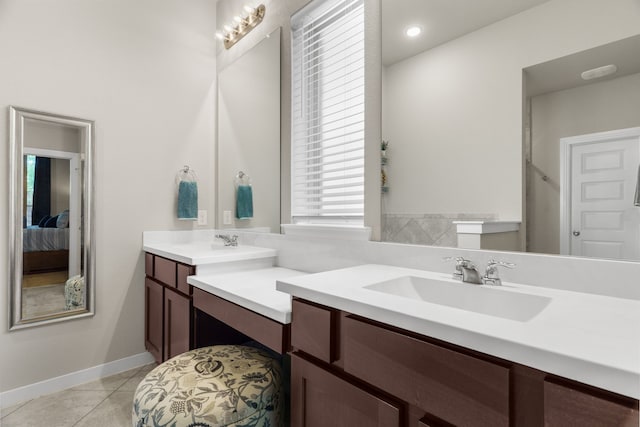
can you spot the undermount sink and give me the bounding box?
[365,276,551,322]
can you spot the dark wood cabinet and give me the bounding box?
[144,253,194,363]
[291,353,402,427]
[290,297,639,427]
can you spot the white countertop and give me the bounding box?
[276,264,640,399]
[143,241,276,266]
[188,267,306,324]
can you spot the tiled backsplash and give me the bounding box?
[382,213,497,246]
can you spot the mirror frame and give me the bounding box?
[8,106,96,330]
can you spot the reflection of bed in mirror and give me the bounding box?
[22,225,69,274]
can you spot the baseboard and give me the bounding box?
[0,351,155,409]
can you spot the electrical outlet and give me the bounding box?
[223,210,232,225]
[197,210,207,225]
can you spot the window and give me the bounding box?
[24,155,36,226]
[291,0,365,224]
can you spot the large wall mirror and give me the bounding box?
[9,106,95,330]
[379,0,640,261]
[217,28,281,232]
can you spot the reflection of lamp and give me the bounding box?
[216,4,266,50]
[581,64,617,80]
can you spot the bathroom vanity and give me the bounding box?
[142,230,640,426]
[277,263,640,427]
[142,231,300,362]
[287,298,637,426]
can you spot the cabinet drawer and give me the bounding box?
[544,379,639,427]
[154,256,176,287]
[291,299,337,363]
[145,253,154,276]
[343,316,510,427]
[193,288,289,354]
[176,263,194,295]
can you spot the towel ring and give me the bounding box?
[176,165,198,186]
[235,171,251,187]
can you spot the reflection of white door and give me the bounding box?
[24,147,82,275]
[560,127,640,260]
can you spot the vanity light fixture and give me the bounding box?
[216,4,266,50]
[405,25,422,38]
[581,64,617,81]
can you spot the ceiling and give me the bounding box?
[525,34,640,96]
[382,0,551,66]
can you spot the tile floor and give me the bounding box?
[0,363,156,427]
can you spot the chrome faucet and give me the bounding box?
[481,259,515,286]
[444,257,483,284]
[215,234,239,247]
[445,257,515,285]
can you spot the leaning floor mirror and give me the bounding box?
[8,106,95,330]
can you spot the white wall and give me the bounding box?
[528,72,640,254]
[50,158,71,215]
[0,0,216,393]
[382,0,640,221]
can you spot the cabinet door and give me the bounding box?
[145,278,163,364]
[164,287,191,361]
[291,354,401,427]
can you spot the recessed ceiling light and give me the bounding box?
[405,26,422,38]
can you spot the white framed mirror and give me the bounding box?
[8,106,95,330]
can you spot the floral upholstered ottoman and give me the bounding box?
[132,345,283,427]
[64,275,84,310]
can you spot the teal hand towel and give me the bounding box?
[178,181,198,220]
[236,185,253,219]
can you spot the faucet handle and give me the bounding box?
[483,259,515,285]
[443,256,470,280]
[486,259,515,270]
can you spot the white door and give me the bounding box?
[561,128,640,260]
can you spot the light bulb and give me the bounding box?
[234,16,242,23]
[215,31,225,40]
[405,26,422,38]
[224,24,233,32]
[244,5,255,14]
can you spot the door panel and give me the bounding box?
[569,133,640,260]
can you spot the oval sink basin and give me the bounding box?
[364,276,551,322]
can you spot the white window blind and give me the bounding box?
[291,0,365,223]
